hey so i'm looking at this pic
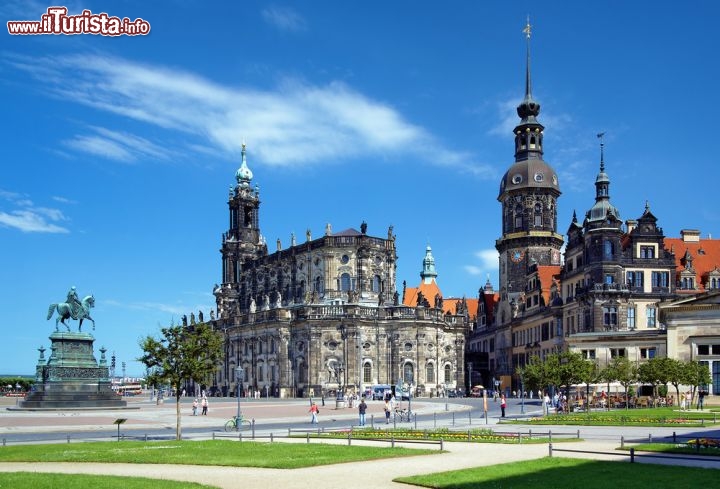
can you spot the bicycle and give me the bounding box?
[394,408,411,422]
[224,414,251,432]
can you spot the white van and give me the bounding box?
[371,384,391,400]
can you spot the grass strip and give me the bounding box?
[0,472,216,489]
[395,456,720,488]
[0,440,435,469]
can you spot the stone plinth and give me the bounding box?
[17,332,127,410]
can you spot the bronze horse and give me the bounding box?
[47,295,95,332]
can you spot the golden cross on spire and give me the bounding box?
[523,16,531,39]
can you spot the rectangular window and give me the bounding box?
[603,306,618,328]
[713,345,720,355]
[640,245,655,259]
[640,347,656,359]
[627,271,644,288]
[581,349,596,360]
[610,348,626,358]
[627,307,636,329]
[605,274,614,284]
[698,344,710,355]
[647,307,656,328]
[651,271,669,288]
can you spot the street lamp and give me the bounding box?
[235,367,244,426]
[520,371,525,415]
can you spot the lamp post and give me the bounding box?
[235,367,244,425]
[520,372,525,415]
[444,382,448,412]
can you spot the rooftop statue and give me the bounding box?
[47,286,96,332]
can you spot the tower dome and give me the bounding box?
[235,142,253,188]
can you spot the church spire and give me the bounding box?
[420,245,438,284]
[514,17,543,161]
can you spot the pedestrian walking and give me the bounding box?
[201,396,208,415]
[192,398,198,416]
[309,401,319,424]
[500,394,507,418]
[358,398,367,426]
[384,399,391,424]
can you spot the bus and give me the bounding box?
[113,384,143,396]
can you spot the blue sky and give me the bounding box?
[2,1,718,377]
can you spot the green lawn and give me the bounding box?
[0,440,434,468]
[515,407,720,426]
[0,472,216,489]
[395,456,720,489]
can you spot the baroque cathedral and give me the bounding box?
[208,145,469,398]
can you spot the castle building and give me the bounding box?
[209,145,469,398]
[468,22,712,395]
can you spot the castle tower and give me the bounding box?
[496,20,564,324]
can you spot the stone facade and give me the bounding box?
[209,145,469,398]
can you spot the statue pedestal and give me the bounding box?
[17,332,127,410]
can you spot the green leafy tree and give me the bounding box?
[663,357,687,406]
[138,322,224,440]
[686,361,712,395]
[600,356,637,410]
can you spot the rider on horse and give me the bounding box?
[66,286,82,320]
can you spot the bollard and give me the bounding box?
[252,419,256,439]
[468,411,472,425]
[145,433,148,442]
[452,412,455,426]
[239,432,243,442]
[371,414,374,429]
[440,438,444,451]
[673,431,676,443]
[348,432,352,446]
[630,447,635,463]
[2,438,5,446]
[621,435,624,449]
[649,433,652,443]
[414,412,418,430]
[270,433,274,443]
[67,435,71,444]
[393,413,397,429]
[549,442,553,457]
[434,412,437,428]
[307,433,310,444]
[391,436,395,448]
[549,430,552,442]
[288,428,292,436]
[529,429,532,439]
[577,429,580,439]
[212,432,216,440]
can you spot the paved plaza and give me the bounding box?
[0,396,719,488]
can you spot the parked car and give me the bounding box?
[372,384,391,400]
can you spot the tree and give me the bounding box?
[686,361,712,400]
[138,322,224,440]
[600,356,637,410]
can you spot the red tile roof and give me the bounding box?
[665,236,720,292]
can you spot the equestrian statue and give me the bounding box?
[47,286,96,332]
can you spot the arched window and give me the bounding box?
[363,362,372,383]
[426,363,435,383]
[444,364,452,384]
[340,273,352,291]
[314,276,322,293]
[372,275,381,292]
[534,203,542,227]
[403,363,414,384]
[529,135,536,149]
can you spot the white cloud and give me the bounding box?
[261,6,307,32]
[7,53,492,177]
[0,190,70,233]
[64,126,174,163]
[464,249,499,276]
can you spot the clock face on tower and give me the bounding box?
[510,250,525,263]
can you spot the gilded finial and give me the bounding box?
[523,16,531,39]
